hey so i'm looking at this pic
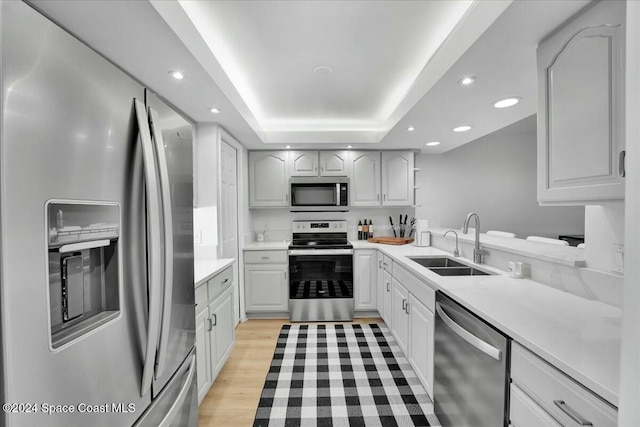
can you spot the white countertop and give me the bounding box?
[244,240,290,250]
[351,240,620,406]
[194,258,235,286]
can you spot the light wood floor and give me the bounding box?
[198,317,382,427]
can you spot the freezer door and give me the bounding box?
[145,90,196,396]
[134,350,198,427]
[1,2,151,426]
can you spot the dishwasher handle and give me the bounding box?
[436,302,502,361]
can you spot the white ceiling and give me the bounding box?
[28,0,590,152]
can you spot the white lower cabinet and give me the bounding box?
[510,384,562,427]
[382,270,393,326]
[407,293,434,399]
[354,249,377,311]
[379,254,435,400]
[510,342,617,426]
[195,265,236,405]
[244,250,289,313]
[391,278,409,355]
[376,252,384,314]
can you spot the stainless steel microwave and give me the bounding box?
[290,177,349,212]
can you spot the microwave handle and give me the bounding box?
[336,183,340,206]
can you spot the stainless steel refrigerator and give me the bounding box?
[0,2,198,426]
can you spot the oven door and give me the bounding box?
[288,250,354,321]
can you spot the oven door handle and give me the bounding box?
[288,249,354,256]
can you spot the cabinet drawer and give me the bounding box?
[511,342,617,426]
[510,384,561,427]
[392,262,435,312]
[195,283,208,313]
[382,255,393,274]
[208,266,233,302]
[244,250,288,264]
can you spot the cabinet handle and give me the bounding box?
[553,400,593,426]
[383,194,387,201]
[379,260,382,269]
[619,150,626,177]
[261,256,270,260]
[386,282,390,292]
[222,278,229,284]
[284,271,287,280]
[207,318,213,331]
[402,299,407,310]
[377,194,380,201]
[211,314,217,327]
[286,193,289,202]
[405,302,410,315]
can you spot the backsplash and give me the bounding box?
[249,207,416,242]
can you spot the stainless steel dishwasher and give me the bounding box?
[434,292,510,427]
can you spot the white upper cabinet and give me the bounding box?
[249,151,289,207]
[537,0,625,205]
[381,151,414,206]
[349,151,381,206]
[319,151,349,176]
[290,151,318,176]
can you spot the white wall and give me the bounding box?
[193,124,219,259]
[250,207,415,242]
[415,115,585,239]
[584,203,625,271]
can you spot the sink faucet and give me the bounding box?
[463,212,483,263]
[443,230,460,257]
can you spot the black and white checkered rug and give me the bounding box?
[253,323,440,427]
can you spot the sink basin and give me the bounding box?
[407,256,494,276]
[407,256,467,268]
[428,267,491,276]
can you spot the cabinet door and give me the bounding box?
[195,307,212,404]
[244,264,288,312]
[510,384,562,427]
[391,279,409,355]
[354,249,377,310]
[537,1,624,204]
[381,151,414,206]
[350,151,381,206]
[382,270,393,326]
[209,287,235,379]
[320,151,349,176]
[249,151,289,207]
[290,151,318,176]
[408,294,434,400]
[376,252,384,315]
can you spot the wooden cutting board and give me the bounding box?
[367,236,414,245]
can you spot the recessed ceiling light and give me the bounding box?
[210,107,221,114]
[407,126,415,132]
[169,71,186,80]
[493,97,521,109]
[453,125,472,132]
[314,66,333,76]
[286,145,291,149]
[347,145,353,149]
[426,141,440,146]
[458,76,476,86]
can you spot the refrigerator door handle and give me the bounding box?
[134,99,164,397]
[148,107,175,380]
[157,355,196,427]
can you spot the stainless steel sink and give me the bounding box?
[428,267,491,276]
[407,256,467,268]
[407,256,494,276]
